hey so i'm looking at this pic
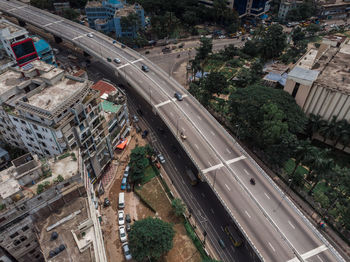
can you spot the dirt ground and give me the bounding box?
[100,127,200,262]
[172,60,189,88]
[137,178,201,262]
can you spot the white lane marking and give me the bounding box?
[169,112,174,117]
[220,226,224,232]
[243,169,249,175]
[210,208,214,214]
[8,6,25,11]
[174,167,178,172]
[201,193,205,198]
[245,210,251,218]
[194,144,199,150]
[44,20,63,27]
[210,131,215,136]
[288,220,295,229]
[197,115,202,120]
[225,155,246,165]
[117,64,130,69]
[202,163,224,174]
[208,161,212,166]
[317,255,324,262]
[155,100,172,108]
[131,58,143,63]
[226,148,231,154]
[225,184,231,191]
[268,242,276,252]
[72,35,84,40]
[264,192,271,200]
[287,245,328,262]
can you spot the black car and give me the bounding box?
[142,130,149,138]
[107,57,112,62]
[174,92,183,101]
[141,65,149,72]
[125,214,131,223]
[103,198,111,207]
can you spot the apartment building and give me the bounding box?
[91,79,130,147]
[199,0,270,17]
[0,60,113,182]
[284,36,350,149]
[278,0,303,20]
[0,150,105,262]
[85,0,145,38]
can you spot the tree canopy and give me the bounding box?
[129,146,150,184]
[129,217,175,261]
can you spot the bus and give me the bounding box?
[224,225,243,247]
[186,169,198,186]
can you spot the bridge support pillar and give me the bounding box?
[54,36,62,44]
[18,19,26,27]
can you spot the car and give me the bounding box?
[155,162,161,169]
[126,222,131,232]
[145,50,150,54]
[218,238,226,249]
[219,35,226,39]
[114,58,121,64]
[174,92,183,101]
[119,226,127,242]
[126,183,131,192]
[121,177,127,190]
[113,40,117,44]
[124,165,130,178]
[141,65,149,72]
[121,44,126,48]
[118,210,125,226]
[87,33,93,38]
[132,115,139,123]
[103,198,110,207]
[178,43,184,48]
[125,214,131,223]
[135,124,141,133]
[122,242,132,261]
[142,130,149,138]
[136,109,143,116]
[107,57,112,62]
[157,153,165,164]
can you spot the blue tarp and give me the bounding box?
[195,72,208,79]
[260,14,268,20]
[264,72,287,86]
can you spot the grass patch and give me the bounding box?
[142,165,156,184]
[184,220,208,259]
[284,159,308,176]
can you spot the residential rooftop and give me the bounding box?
[91,80,117,95]
[115,4,137,17]
[0,19,24,34]
[85,1,102,8]
[0,70,23,96]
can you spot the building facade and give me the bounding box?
[85,0,145,38]
[0,60,113,182]
[278,0,302,20]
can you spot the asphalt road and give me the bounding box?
[0,1,346,262]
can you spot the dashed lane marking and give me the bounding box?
[225,184,231,191]
[245,210,251,218]
[131,58,143,63]
[202,163,224,174]
[268,242,276,252]
[155,100,172,108]
[264,193,271,200]
[288,220,295,229]
[287,245,328,262]
[210,208,214,214]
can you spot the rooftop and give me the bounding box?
[101,99,122,113]
[289,66,319,82]
[0,19,25,34]
[37,197,93,262]
[27,75,85,111]
[0,167,21,199]
[115,4,137,17]
[0,70,23,96]
[295,48,318,70]
[91,80,117,95]
[86,1,102,8]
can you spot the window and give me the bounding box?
[292,83,300,98]
[13,118,18,122]
[36,133,43,139]
[25,243,31,248]
[22,225,29,232]
[29,249,36,254]
[13,240,21,246]
[40,142,47,147]
[10,232,19,239]
[44,150,50,155]
[40,117,45,122]
[20,120,25,124]
[20,236,27,242]
[33,124,38,130]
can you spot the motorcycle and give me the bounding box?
[250,178,255,185]
[180,132,187,140]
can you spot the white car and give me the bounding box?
[219,35,226,39]
[118,210,124,226]
[114,58,121,64]
[87,33,93,38]
[157,153,165,164]
[119,226,127,242]
[122,242,132,261]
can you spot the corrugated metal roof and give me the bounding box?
[91,80,117,95]
[289,66,319,82]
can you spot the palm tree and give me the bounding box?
[308,157,334,195]
[302,147,330,181]
[290,139,312,177]
[333,119,348,147]
[306,114,322,139]
[318,119,333,142]
[338,121,350,150]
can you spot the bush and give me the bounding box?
[57,175,64,182]
[58,152,70,160]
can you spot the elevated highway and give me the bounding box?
[0,1,346,261]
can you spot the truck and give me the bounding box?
[186,169,198,186]
[224,225,243,247]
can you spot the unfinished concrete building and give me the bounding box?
[0,150,106,262]
[0,60,113,182]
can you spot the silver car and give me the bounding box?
[122,242,132,260]
[119,226,127,242]
[157,153,165,164]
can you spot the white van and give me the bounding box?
[118,192,125,209]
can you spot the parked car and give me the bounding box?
[124,166,130,178]
[126,222,131,232]
[141,65,149,72]
[107,57,112,62]
[157,153,165,164]
[121,177,127,190]
[174,92,183,101]
[118,210,125,226]
[114,58,121,64]
[112,40,117,44]
[87,33,93,38]
[119,226,127,242]
[132,115,139,123]
[145,50,150,54]
[125,214,131,223]
[155,162,161,169]
[122,242,132,261]
[103,198,110,207]
[219,35,226,39]
[126,183,131,192]
[135,124,141,133]
[142,130,149,138]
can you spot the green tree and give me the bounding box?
[203,72,228,95]
[308,157,334,195]
[306,23,321,36]
[290,139,312,177]
[62,8,79,21]
[195,37,213,61]
[129,217,175,261]
[260,24,287,60]
[129,146,149,185]
[30,0,53,10]
[242,40,260,57]
[171,198,186,217]
[306,114,323,139]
